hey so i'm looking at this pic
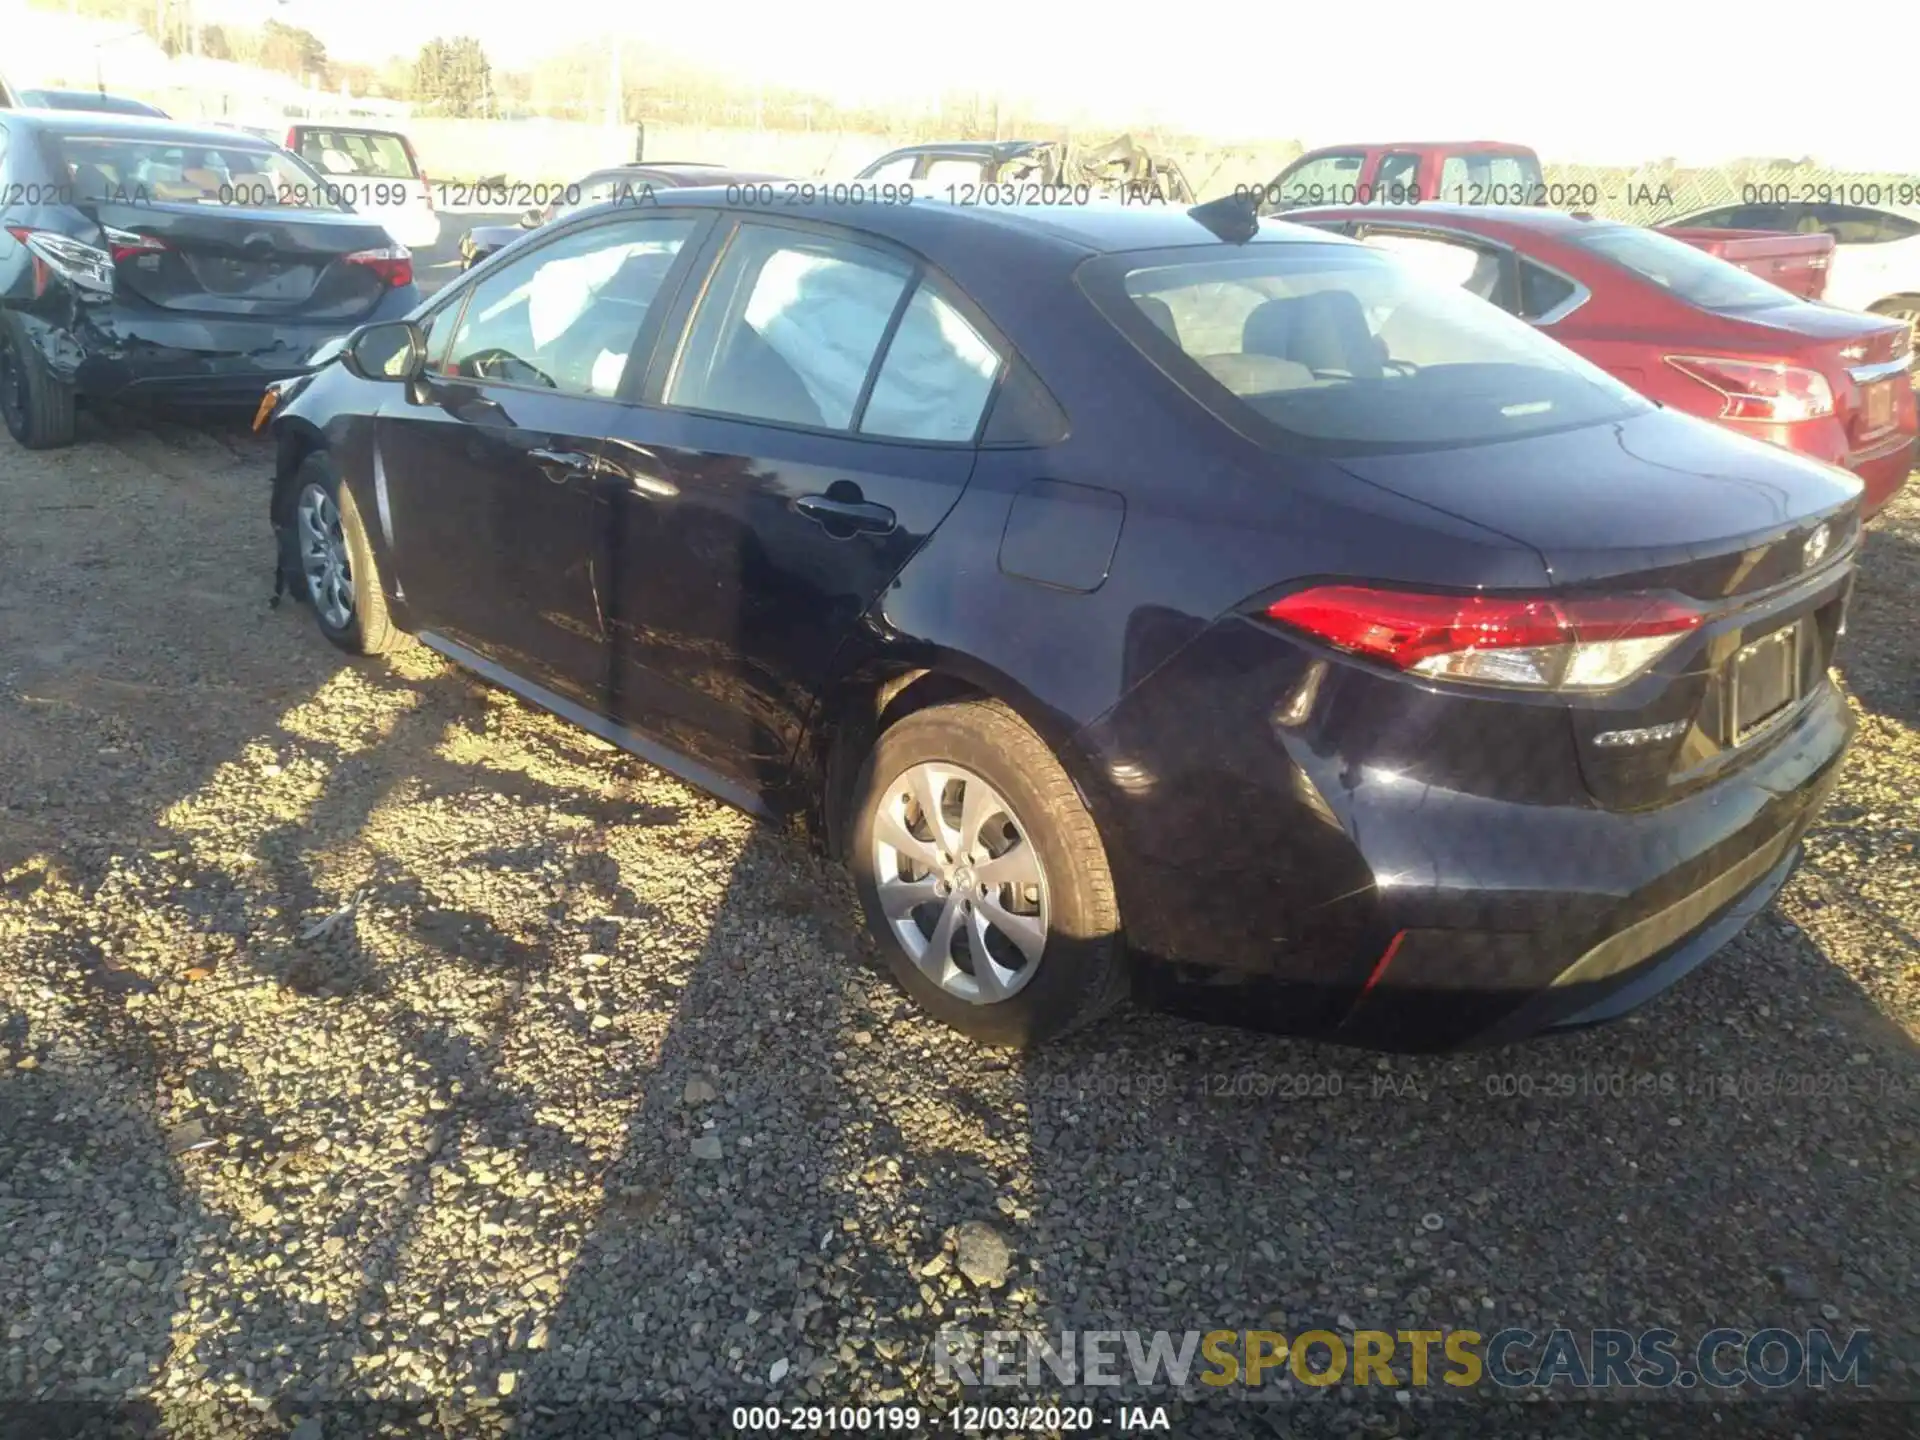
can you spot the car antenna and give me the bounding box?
[1188,190,1261,244]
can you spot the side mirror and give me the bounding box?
[343,320,426,383]
[519,207,543,227]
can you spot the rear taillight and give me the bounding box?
[343,244,413,288]
[285,127,299,150]
[1264,586,1703,692]
[1665,355,1835,423]
[5,225,114,298]
[418,171,435,210]
[101,226,170,264]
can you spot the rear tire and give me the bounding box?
[848,699,1128,1048]
[291,454,402,656]
[0,312,78,450]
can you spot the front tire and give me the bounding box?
[0,312,78,450]
[849,699,1128,1048]
[292,454,401,656]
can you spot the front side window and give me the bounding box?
[443,217,695,397]
[1094,243,1648,452]
[1269,152,1367,208]
[860,154,918,183]
[667,224,913,430]
[1572,223,1793,311]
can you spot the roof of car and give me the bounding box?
[19,88,165,112]
[599,189,1352,259]
[875,140,1046,158]
[1,109,281,146]
[1299,140,1536,154]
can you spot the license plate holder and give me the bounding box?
[1864,378,1894,432]
[1728,623,1802,745]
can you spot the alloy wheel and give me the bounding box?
[870,760,1048,1004]
[296,482,354,630]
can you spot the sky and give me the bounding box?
[196,0,1920,170]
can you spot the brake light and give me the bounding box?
[419,171,435,210]
[285,127,298,150]
[1665,355,1835,423]
[343,244,412,287]
[101,226,169,263]
[1264,586,1702,692]
[6,225,113,297]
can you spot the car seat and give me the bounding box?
[1242,292,1386,379]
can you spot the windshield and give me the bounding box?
[1572,224,1795,312]
[293,129,419,182]
[1099,243,1649,452]
[52,133,350,211]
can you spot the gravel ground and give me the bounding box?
[1,413,1916,1439]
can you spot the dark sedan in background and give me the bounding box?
[1289,204,1916,516]
[15,89,169,118]
[263,192,1857,1052]
[0,110,421,448]
[457,162,788,270]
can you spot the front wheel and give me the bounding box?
[848,699,1128,1048]
[291,454,402,656]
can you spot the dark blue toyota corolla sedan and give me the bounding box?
[260,190,1860,1051]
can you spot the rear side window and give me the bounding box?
[1519,262,1579,321]
[295,129,418,181]
[1573,224,1793,311]
[1269,152,1366,208]
[1436,153,1543,204]
[667,223,914,430]
[1092,244,1647,452]
[859,282,1003,441]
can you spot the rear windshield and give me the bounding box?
[293,129,419,181]
[1096,243,1648,452]
[1571,225,1795,312]
[51,134,348,211]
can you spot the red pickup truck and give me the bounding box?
[1251,141,1546,210]
[1251,141,1835,300]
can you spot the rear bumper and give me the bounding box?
[1845,431,1915,517]
[1076,621,1854,1052]
[36,289,419,405]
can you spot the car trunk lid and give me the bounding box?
[1335,409,1862,808]
[84,200,399,322]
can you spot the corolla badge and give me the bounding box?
[1803,522,1831,569]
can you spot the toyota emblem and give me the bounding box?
[1803,522,1831,569]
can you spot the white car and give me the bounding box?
[1671,199,1920,356]
[283,123,441,252]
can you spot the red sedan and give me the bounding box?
[1287,205,1915,516]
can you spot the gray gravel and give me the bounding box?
[2,413,1916,1437]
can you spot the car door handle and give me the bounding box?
[795,493,896,535]
[529,447,595,481]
